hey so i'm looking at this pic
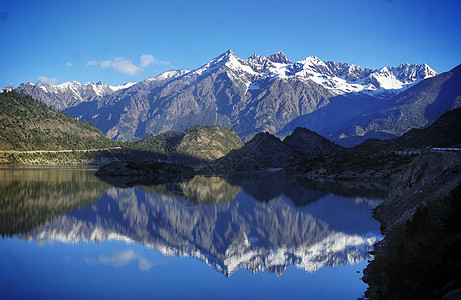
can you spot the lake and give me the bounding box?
[0,167,387,299]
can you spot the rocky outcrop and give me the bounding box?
[129,125,243,161]
[206,127,343,173]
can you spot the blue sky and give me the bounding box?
[1,0,460,87]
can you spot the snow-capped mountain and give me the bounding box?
[14,81,136,110]
[10,50,451,144]
[11,50,436,110]
[186,49,436,97]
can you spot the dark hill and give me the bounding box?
[209,127,345,173]
[284,127,343,156]
[211,132,301,172]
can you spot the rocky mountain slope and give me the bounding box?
[212,132,299,171]
[338,64,461,146]
[11,50,438,144]
[395,107,461,148]
[0,91,242,164]
[353,106,461,153]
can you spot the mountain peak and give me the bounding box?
[221,49,236,59]
[204,49,238,67]
[267,51,291,64]
[301,56,323,65]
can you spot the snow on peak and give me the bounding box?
[154,69,189,81]
[197,51,439,96]
[301,55,324,65]
[267,51,291,64]
[108,82,136,92]
[13,51,439,103]
[194,49,257,76]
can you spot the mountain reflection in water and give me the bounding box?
[11,172,385,277]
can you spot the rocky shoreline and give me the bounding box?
[363,152,461,299]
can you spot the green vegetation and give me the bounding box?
[365,182,461,299]
[128,130,184,154]
[0,91,242,164]
[0,91,118,151]
[128,125,243,161]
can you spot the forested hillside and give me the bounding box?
[0,91,118,151]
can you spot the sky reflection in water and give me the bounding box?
[0,169,386,299]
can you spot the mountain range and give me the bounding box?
[10,50,458,146]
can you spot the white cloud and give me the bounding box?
[91,249,154,271]
[140,54,155,68]
[66,62,72,67]
[141,54,170,68]
[86,54,170,75]
[103,57,140,75]
[86,60,99,67]
[37,76,58,85]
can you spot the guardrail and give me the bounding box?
[429,148,461,152]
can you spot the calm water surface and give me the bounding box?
[0,167,387,299]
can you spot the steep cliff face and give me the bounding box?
[374,152,461,231]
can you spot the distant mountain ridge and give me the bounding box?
[337,64,461,146]
[10,81,135,111]
[9,50,442,144]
